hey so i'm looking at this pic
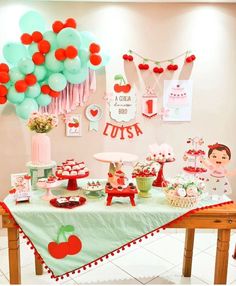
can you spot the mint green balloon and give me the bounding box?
[57,28,81,49]
[3,42,28,65]
[48,73,67,91]
[45,51,63,72]
[64,67,88,84]
[18,58,35,75]
[80,31,97,48]
[36,94,52,106]
[9,67,24,83]
[28,43,39,56]
[43,31,58,50]
[16,98,38,120]
[19,11,45,34]
[34,65,47,81]
[64,58,81,74]
[26,83,40,98]
[79,48,89,65]
[7,86,25,104]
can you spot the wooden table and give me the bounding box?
[1,202,236,284]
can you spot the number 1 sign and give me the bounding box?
[142,87,158,118]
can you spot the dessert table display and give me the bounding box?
[0,179,234,284]
[55,159,89,190]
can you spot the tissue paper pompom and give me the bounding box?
[32,52,45,65]
[21,33,32,45]
[0,72,10,83]
[25,74,37,86]
[49,90,60,97]
[64,18,77,29]
[0,85,8,97]
[52,21,64,34]
[65,46,78,59]
[32,31,43,43]
[41,84,50,94]
[55,49,66,61]
[89,54,102,66]
[15,80,28,92]
[38,40,51,54]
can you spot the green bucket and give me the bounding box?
[136,176,155,198]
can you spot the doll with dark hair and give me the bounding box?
[200,143,235,198]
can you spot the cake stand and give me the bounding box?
[56,172,89,191]
[37,180,62,201]
[93,152,138,183]
[152,160,175,187]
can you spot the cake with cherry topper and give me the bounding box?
[56,159,89,190]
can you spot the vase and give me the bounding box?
[31,133,51,165]
[136,176,155,198]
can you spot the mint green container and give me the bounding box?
[136,176,155,198]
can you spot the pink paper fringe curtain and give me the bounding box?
[40,70,96,115]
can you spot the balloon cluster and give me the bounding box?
[0,11,109,119]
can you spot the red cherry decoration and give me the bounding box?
[15,80,28,93]
[143,64,149,70]
[191,54,196,61]
[90,54,102,66]
[0,85,8,97]
[52,20,64,34]
[20,33,32,45]
[128,55,133,61]
[41,84,50,94]
[38,40,51,54]
[0,72,10,84]
[32,52,45,65]
[49,90,60,97]
[89,43,100,54]
[32,31,43,43]
[64,18,77,29]
[138,63,144,70]
[123,54,129,60]
[153,67,164,74]
[0,63,9,73]
[65,46,78,59]
[0,96,7,104]
[167,64,173,71]
[55,49,66,61]
[25,74,37,86]
[173,64,178,71]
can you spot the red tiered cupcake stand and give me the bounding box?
[152,160,175,187]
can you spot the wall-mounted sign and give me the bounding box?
[85,104,103,131]
[103,122,143,140]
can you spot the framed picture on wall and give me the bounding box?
[65,114,82,137]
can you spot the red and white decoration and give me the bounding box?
[65,114,82,137]
[142,87,158,118]
[103,122,143,140]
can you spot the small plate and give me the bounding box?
[50,196,86,209]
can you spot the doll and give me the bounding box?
[200,143,235,198]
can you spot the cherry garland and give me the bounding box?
[122,50,196,74]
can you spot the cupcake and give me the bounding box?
[71,171,77,176]
[62,171,70,176]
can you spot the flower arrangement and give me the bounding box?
[27,112,58,133]
[166,175,206,198]
[132,161,159,178]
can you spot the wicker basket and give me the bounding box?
[165,192,201,208]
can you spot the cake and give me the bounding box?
[148,143,175,163]
[167,84,188,108]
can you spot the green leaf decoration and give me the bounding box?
[114,74,123,80]
[63,225,75,232]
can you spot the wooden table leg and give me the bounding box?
[214,229,230,284]
[35,255,43,275]
[8,228,21,284]
[233,243,236,259]
[182,228,195,277]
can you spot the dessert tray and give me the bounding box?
[50,196,86,209]
[83,180,105,199]
[37,176,62,201]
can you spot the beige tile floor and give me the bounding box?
[0,229,236,285]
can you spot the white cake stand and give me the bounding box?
[37,180,62,201]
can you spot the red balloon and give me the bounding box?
[32,31,43,43]
[0,85,8,97]
[52,21,64,34]
[25,74,37,86]
[65,46,78,59]
[0,63,9,73]
[15,80,28,93]
[89,43,100,54]
[21,33,32,45]
[89,54,102,66]
[41,84,51,94]
[64,18,77,29]
[0,96,7,105]
[55,49,66,61]
[32,52,45,65]
[0,72,10,84]
[38,40,51,54]
[49,90,60,98]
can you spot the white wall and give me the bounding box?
[0,1,236,201]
